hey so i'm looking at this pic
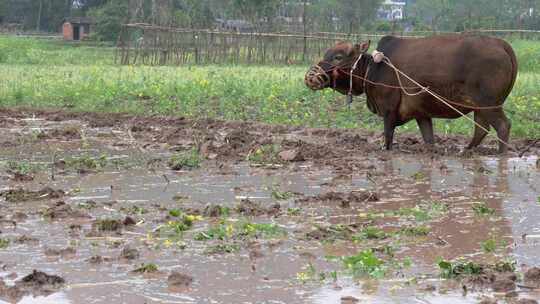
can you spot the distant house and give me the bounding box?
[377,0,406,21]
[62,17,94,41]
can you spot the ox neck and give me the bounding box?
[347,53,372,96]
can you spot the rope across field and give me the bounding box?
[116,24,540,66]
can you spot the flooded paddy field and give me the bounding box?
[0,108,539,304]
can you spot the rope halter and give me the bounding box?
[347,53,364,105]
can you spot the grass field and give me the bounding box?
[1,35,539,138]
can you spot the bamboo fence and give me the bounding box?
[116,24,540,66]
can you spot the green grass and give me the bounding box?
[204,243,240,255]
[195,220,286,241]
[0,35,539,138]
[342,249,386,278]
[354,226,389,240]
[5,160,45,175]
[247,144,284,165]
[437,258,516,279]
[472,202,496,216]
[271,188,294,200]
[481,238,497,253]
[387,201,448,222]
[133,263,159,273]
[437,259,484,279]
[0,238,9,249]
[0,36,114,65]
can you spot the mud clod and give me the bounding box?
[305,224,357,241]
[278,149,305,162]
[11,212,28,221]
[21,270,65,286]
[1,187,65,203]
[37,127,81,140]
[341,296,360,304]
[203,205,226,217]
[224,130,256,150]
[298,190,379,207]
[87,255,111,264]
[478,298,498,304]
[236,199,280,216]
[14,235,39,245]
[524,267,540,287]
[10,172,34,182]
[120,246,140,260]
[168,271,193,292]
[43,201,90,219]
[94,219,123,232]
[123,216,137,226]
[491,278,516,292]
[0,270,65,302]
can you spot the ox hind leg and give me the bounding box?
[467,112,490,149]
[468,109,511,154]
[416,118,434,145]
[484,109,512,154]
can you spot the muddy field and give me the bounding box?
[0,108,539,304]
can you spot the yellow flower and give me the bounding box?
[163,239,173,248]
[185,215,203,222]
[226,224,234,237]
[297,272,309,282]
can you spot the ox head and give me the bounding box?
[305,41,371,92]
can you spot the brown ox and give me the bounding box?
[305,35,518,153]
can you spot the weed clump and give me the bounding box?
[398,226,431,237]
[205,243,240,255]
[133,263,158,273]
[168,148,202,170]
[6,161,44,176]
[0,238,10,249]
[271,187,294,200]
[59,154,108,173]
[354,226,389,240]
[247,144,282,165]
[195,220,286,241]
[342,249,386,278]
[472,202,495,216]
[437,258,516,279]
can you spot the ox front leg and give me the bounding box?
[383,113,397,150]
[416,118,434,145]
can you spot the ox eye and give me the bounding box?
[334,54,343,61]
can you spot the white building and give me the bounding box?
[377,0,406,21]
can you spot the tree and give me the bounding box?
[172,0,214,28]
[232,0,280,30]
[88,0,129,41]
[0,0,7,23]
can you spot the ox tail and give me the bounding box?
[501,41,518,101]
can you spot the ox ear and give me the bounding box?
[354,40,371,54]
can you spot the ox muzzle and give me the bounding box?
[305,64,332,91]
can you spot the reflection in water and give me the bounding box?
[312,156,540,304]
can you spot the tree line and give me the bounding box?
[0,0,538,40]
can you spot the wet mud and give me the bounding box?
[0,108,539,303]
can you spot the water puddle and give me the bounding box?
[0,112,539,303]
